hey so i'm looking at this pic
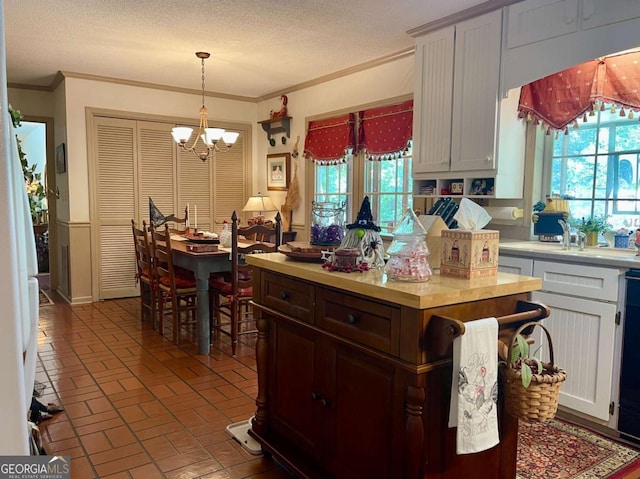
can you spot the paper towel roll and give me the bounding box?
[484,207,523,221]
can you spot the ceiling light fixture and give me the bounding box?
[171,52,239,162]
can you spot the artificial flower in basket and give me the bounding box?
[501,322,567,423]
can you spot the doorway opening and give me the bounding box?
[16,118,56,291]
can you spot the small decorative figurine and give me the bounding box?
[635,229,640,256]
[340,196,385,268]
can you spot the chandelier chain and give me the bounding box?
[201,56,206,110]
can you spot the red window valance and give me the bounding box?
[357,99,413,160]
[518,50,640,134]
[303,113,356,164]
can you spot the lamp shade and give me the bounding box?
[242,194,277,213]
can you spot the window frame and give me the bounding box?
[543,108,640,230]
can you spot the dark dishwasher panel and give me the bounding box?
[619,269,640,443]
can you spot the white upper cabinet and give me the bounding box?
[450,10,502,172]
[503,0,640,91]
[413,10,503,174]
[581,0,640,30]
[412,26,455,174]
[412,9,525,198]
[507,0,579,48]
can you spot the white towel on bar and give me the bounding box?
[448,317,500,455]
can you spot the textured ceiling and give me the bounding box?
[3,0,488,99]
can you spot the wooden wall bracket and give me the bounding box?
[258,116,292,144]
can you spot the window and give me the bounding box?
[547,107,640,231]
[363,146,413,234]
[313,148,413,235]
[309,99,413,235]
[314,160,352,218]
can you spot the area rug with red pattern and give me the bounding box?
[517,419,640,479]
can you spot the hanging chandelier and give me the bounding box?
[171,52,239,162]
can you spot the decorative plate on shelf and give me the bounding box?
[278,244,325,262]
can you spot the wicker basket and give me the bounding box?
[502,322,567,423]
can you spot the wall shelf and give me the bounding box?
[258,116,292,144]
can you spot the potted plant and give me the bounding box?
[572,215,612,246]
[501,322,567,422]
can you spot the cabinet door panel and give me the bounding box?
[413,26,455,174]
[581,0,640,30]
[269,320,323,459]
[324,342,396,479]
[507,0,579,48]
[531,291,617,421]
[451,9,502,172]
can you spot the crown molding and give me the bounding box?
[255,48,415,102]
[55,71,257,102]
[407,0,520,37]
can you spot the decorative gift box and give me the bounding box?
[440,229,499,279]
[186,243,219,253]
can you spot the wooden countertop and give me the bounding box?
[247,252,541,309]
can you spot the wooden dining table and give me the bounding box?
[170,236,274,355]
[170,238,232,355]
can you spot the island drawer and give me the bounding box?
[261,271,316,323]
[317,288,400,355]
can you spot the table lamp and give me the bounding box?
[242,193,277,224]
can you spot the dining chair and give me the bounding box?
[209,211,281,355]
[131,219,155,326]
[150,223,198,345]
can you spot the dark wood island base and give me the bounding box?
[245,253,544,479]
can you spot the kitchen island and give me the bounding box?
[246,253,543,479]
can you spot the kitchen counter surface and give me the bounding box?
[500,240,640,269]
[247,252,541,309]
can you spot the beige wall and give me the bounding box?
[255,55,415,235]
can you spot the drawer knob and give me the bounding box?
[280,291,290,300]
[311,392,320,400]
[347,313,359,325]
[320,398,330,407]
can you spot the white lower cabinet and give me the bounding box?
[499,255,623,421]
[497,255,533,276]
[531,291,617,421]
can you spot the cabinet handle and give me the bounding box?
[280,291,290,300]
[564,15,574,24]
[320,398,330,407]
[311,392,320,400]
[485,155,492,163]
[347,313,359,325]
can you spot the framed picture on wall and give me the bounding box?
[266,152,290,191]
[56,143,66,174]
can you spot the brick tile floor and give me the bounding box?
[35,295,293,479]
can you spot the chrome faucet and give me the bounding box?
[577,231,587,251]
[558,219,570,250]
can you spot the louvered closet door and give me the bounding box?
[212,132,248,233]
[177,142,212,232]
[138,121,177,224]
[95,117,138,299]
